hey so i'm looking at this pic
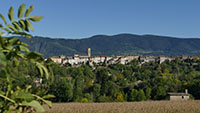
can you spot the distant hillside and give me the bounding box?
[19,34,200,57]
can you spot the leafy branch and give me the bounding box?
[0,3,42,38]
[0,4,53,113]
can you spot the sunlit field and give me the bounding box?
[44,100,200,113]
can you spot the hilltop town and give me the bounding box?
[50,48,196,66]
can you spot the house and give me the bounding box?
[50,56,62,64]
[181,54,189,60]
[119,55,139,64]
[146,56,156,62]
[167,89,190,101]
[139,56,147,64]
[90,56,106,64]
[50,55,65,64]
[159,56,169,64]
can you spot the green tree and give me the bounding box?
[137,89,146,101]
[154,86,167,100]
[102,81,119,97]
[49,77,73,102]
[129,89,138,101]
[73,87,83,102]
[92,83,101,101]
[145,87,151,100]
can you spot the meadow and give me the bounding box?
[44,100,200,113]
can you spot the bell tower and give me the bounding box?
[88,48,91,57]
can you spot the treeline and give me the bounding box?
[1,58,200,102]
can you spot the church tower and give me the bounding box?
[88,48,91,57]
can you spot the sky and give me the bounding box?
[0,0,200,39]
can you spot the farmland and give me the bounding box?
[44,100,200,113]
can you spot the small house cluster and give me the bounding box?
[49,48,197,66]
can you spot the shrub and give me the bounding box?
[81,98,89,103]
[116,93,124,102]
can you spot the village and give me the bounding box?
[48,48,194,101]
[50,48,196,66]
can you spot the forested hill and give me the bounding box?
[19,34,200,57]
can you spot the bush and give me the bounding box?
[137,89,146,101]
[116,93,124,102]
[81,98,88,103]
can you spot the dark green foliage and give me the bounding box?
[19,34,200,57]
[46,58,200,102]
[129,89,138,101]
[48,77,73,102]
[92,84,101,100]
[188,80,200,99]
[4,56,200,102]
[137,89,146,101]
[145,87,151,100]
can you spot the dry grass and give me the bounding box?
[44,100,200,113]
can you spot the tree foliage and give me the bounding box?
[0,4,52,113]
[43,58,200,102]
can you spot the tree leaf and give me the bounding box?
[0,31,5,36]
[33,94,53,108]
[4,28,12,33]
[12,32,32,38]
[0,14,7,25]
[42,65,49,79]
[19,45,30,52]
[16,52,25,58]
[29,16,43,22]
[11,90,34,101]
[36,62,44,77]
[13,57,20,67]
[0,94,16,104]
[12,21,23,32]
[21,100,45,113]
[0,24,3,29]
[42,94,55,99]
[35,62,49,79]
[23,20,29,32]
[25,85,32,92]
[25,5,34,17]
[25,19,34,31]
[25,52,44,61]
[20,42,28,47]
[8,7,14,21]
[5,38,20,50]
[19,20,26,30]
[18,3,26,19]
[6,24,18,32]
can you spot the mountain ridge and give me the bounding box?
[18,34,200,57]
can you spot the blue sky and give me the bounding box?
[0,0,200,39]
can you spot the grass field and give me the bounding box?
[44,100,200,113]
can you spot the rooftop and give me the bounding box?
[168,93,189,96]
